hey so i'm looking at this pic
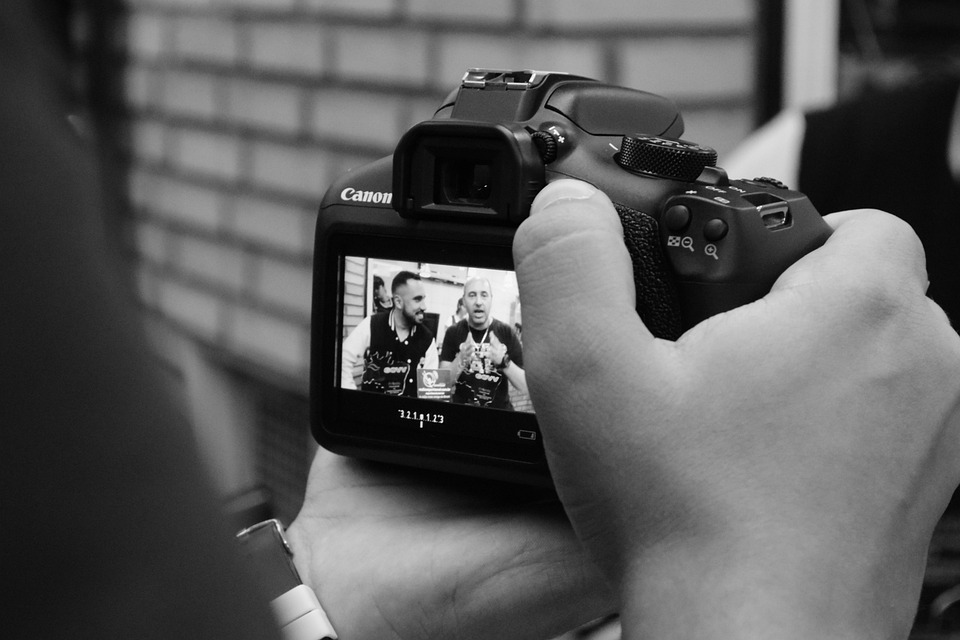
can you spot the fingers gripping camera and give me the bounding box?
[312,69,832,484]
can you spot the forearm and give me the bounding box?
[502,363,528,396]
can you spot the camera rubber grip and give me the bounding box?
[614,203,683,340]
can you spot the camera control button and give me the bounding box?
[750,176,789,190]
[703,219,728,242]
[664,204,691,232]
[531,130,559,163]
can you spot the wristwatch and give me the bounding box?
[496,353,511,371]
[236,519,338,640]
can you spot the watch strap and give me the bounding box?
[272,585,337,640]
[237,519,337,640]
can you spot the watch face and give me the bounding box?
[236,522,338,638]
[236,520,302,599]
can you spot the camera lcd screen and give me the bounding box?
[317,231,543,463]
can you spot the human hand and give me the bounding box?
[458,332,479,368]
[513,179,960,640]
[488,333,508,367]
[285,448,613,640]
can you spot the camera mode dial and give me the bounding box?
[616,135,717,182]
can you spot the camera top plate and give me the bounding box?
[436,69,684,139]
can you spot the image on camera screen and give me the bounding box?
[338,256,534,414]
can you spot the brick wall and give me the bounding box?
[109,0,759,388]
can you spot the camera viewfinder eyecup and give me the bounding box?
[392,120,546,225]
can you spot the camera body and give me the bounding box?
[312,70,832,486]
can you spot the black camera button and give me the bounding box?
[531,130,559,163]
[664,204,692,232]
[703,219,728,242]
[750,176,789,190]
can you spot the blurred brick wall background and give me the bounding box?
[109,0,758,392]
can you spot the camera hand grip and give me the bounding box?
[614,203,683,340]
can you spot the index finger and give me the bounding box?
[771,208,931,310]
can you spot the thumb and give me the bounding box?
[514,180,653,378]
[514,179,676,536]
[489,333,502,347]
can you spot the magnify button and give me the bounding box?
[705,244,719,260]
[703,218,728,241]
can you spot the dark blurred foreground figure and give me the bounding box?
[4,3,960,639]
[0,3,279,637]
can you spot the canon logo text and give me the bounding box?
[340,187,393,204]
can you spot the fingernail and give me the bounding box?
[531,179,600,215]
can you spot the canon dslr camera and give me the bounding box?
[312,69,831,486]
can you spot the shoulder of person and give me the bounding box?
[440,320,465,346]
[446,318,467,334]
[492,319,518,340]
